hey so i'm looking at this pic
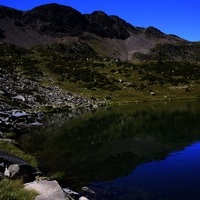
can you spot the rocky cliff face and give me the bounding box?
[84,11,137,39]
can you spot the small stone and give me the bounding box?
[11,110,28,118]
[63,188,79,196]
[0,90,5,95]
[12,95,26,102]
[79,196,89,200]
[82,186,95,194]
[150,91,156,96]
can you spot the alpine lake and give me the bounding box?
[18,100,200,200]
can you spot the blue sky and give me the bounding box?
[0,0,199,41]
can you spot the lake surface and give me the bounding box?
[19,100,200,200]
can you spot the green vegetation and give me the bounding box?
[1,42,200,105]
[0,140,38,199]
[133,43,200,62]
[151,43,200,61]
[32,43,200,102]
[0,179,37,200]
[0,140,38,167]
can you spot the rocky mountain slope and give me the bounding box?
[1,3,198,61]
[0,3,200,108]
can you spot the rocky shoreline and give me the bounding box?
[0,150,94,200]
[0,104,98,200]
[0,65,104,199]
[0,61,105,136]
[0,65,105,109]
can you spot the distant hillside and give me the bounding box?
[1,3,199,61]
[1,3,200,106]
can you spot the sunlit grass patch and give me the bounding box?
[0,140,38,167]
[0,179,38,200]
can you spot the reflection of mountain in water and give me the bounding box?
[18,100,200,188]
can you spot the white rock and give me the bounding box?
[25,180,68,200]
[79,196,89,200]
[12,95,26,102]
[12,110,28,118]
[4,166,10,177]
[63,188,79,196]
[150,91,156,96]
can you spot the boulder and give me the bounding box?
[25,180,69,200]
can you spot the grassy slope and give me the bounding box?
[32,43,200,103]
[1,42,200,105]
[0,140,38,199]
[1,42,200,104]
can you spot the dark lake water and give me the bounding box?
[19,100,200,200]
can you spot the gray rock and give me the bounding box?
[0,131,3,137]
[79,197,89,200]
[11,110,28,118]
[0,90,5,95]
[3,164,20,177]
[82,186,95,194]
[8,164,20,177]
[25,180,69,200]
[12,95,26,102]
[150,91,156,96]
[63,187,80,199]
[63,188,79,196]
[0,162,4,167]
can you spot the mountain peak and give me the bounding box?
[0,3,171,40]
[91,11,108,16]
[0,3,190,61]
[23,3,87,36]
[27,3,76,13]
[0,5,23,19]
[145,26,165,38]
